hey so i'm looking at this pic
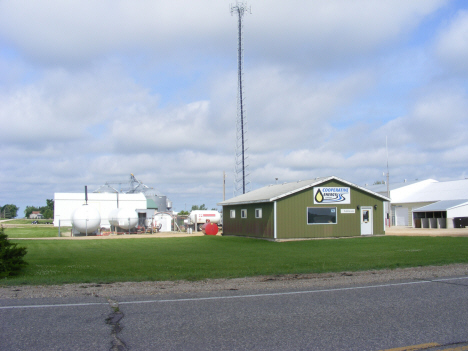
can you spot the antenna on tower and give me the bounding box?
[231,2,251,196]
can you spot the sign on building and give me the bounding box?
[314,187,351,204]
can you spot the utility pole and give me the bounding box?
[231,2,251,195]
[386,136,391,227]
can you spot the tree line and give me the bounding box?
[24,199,54,219]
[0,199,54,219]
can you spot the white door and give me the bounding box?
[360,207,373,235]
[395,207,408,226]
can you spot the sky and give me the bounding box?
[1,0,468,215]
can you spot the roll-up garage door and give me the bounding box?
[395,207,408,226]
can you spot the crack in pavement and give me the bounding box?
[106,298,127,351]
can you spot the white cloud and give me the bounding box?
[0,0,230,66]
[0,0,447,68]
[242,66,375,153]
[1,0,467,214]
[435,9,468,73]
[247,0,448,67]
[109,100,226,153]
[374,87,468,152]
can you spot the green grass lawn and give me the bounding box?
[3,219,54,225]
[2,235,468,286]
[2,226,67,238]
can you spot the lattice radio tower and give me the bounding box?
[231,2,251,195]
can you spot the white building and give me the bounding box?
[365,179,468,228]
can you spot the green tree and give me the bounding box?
[0,206,10,219]
[178,210,189,215]
[42,209,53,219]
[0,204,19,218]
[40,199,54,218]
[45,199,54,211]
[24,199,54,219]
[0,226,28,278]
[24,206,40,219]
[191,204,207,211]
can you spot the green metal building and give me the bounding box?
[218,176,390,240]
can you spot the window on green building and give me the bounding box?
[307,207,337,224]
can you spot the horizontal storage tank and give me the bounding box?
[189,210,221,231]
[189,210,221,225]
[71,205,101,234]
[108,208,139,230]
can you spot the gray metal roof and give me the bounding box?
[413,199,468,212]
[218,176,390,206]
[93,184,119,193]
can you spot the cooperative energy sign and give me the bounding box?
[314,187,351,204]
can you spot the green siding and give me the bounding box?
[276,180,385,238]
[222,180,386,239]
[223,203,274,238]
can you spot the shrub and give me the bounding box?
[0,226,28,278]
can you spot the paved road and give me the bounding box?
[1,276,468,351]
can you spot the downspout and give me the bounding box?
[274,201,277,240]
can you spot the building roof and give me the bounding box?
[218,176,390,206]
[392,179,468,203]
[363,179,423,193]
[93,184,119,193]
[413,199,468,212]
[147,199,159,209]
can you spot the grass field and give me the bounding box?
[2,235,468,286]
[3,219,54,225]
[2,226,67,238]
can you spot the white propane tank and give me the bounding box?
[189,210,221,231]
[108,208,138,230]
[71,205,101,234]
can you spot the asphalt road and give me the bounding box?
[1,276,468,351]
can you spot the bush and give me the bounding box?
[0,226,28,278]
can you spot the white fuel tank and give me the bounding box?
[71,205,101,234]
[108,208,138,230]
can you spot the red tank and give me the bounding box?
[202,222,219,235]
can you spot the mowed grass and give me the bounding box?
[4,219,53,225]
[2,235,468,286]
[2,226,65,238]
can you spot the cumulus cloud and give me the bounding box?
[0,0,466,213]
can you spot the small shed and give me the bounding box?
[412,199,468,229]
[218,176,390,240]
